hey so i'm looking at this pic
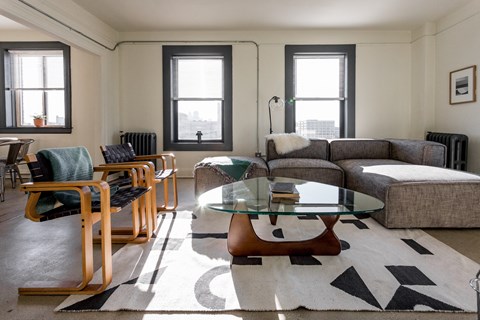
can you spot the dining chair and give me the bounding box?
[0,140,22,201]
[18,146,153,295]
[11,138,35,186]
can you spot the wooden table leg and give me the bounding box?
[227,213,341,257]
[269,215,278,225]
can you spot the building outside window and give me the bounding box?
[285,45,355,138]
[0,42,71,133]
[163,45,232,151]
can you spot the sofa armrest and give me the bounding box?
[386,139,446,167]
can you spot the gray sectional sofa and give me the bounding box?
[266,138,480,229]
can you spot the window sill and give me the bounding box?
[0,127,72,134]
[164,141,232,152]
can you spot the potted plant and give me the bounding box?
[32,114,46,127]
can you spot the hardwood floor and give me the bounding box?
[0,181,27,223]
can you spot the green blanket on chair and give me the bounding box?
[39,146,93,182]
[36,147,98,213]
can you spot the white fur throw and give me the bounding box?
[266,133,311,155]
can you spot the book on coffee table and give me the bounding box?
[269,182,300,201]
[270,182,297,193]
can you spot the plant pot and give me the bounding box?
[33,118,44,127]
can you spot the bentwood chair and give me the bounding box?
[11,138,35,186]
[18,146,152,295]
[100,143,178,219]
[0,140,22,201]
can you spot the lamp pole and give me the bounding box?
[268,96,283,134]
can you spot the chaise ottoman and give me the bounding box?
[194,156,268,197]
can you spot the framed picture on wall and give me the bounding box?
[450,65,477,105]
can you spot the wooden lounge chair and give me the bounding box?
[100,143,178,229]
[18,147,152,295]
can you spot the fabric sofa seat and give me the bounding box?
[266,139,344,187]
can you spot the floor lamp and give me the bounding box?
[268,96,284,134]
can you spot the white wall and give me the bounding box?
[118,31,412,176]
[410,24,436,139]
[434,0,480,173]
[356,44,411,138]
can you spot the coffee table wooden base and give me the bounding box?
[227,213,341,257]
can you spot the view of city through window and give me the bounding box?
[174,57,223,141]
[177,100,222,140]
[294,55,344,139]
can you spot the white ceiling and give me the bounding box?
[68,0,472,32]
[0,0,473,32]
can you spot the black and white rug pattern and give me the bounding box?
[56,210,478,313]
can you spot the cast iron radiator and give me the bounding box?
[426,131,468,171]
[120,132,158,167]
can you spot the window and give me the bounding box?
[0,42,71,133]
[285,45,355,138]
[163,46,232,151]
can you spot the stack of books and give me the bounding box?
[269,182,300,203]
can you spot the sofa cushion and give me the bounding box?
[266,139,329,161]
[268,158,344,187]
[329,139,390,161]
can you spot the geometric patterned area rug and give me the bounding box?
[56,209,478,313]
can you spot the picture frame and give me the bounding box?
[450,65,477,105]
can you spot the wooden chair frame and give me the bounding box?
[135,153,178,211]
[18,154,153,295]
[100,144,178,214]
[99,162,155,242]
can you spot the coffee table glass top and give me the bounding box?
[198,177,384,216]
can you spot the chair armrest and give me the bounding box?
[95,163,152,187]
[20,180,111,222]
[20,180,109,192]
[135,153,177,172]
[98,161,154,172]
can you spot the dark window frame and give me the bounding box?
[285,44,356,138]
[162,45,232,151]
[0,41,72,134]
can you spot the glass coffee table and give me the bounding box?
[198,177,384,257]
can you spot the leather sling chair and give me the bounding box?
[100,143,178,231]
